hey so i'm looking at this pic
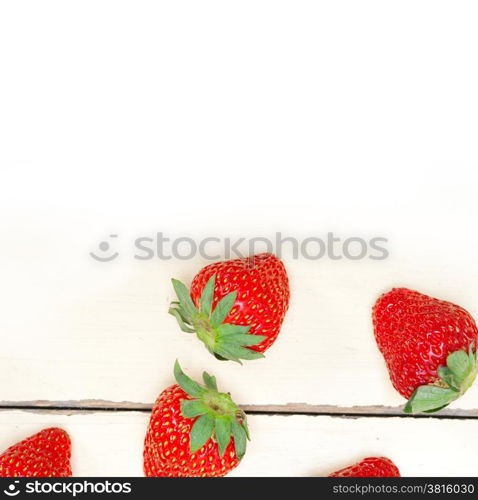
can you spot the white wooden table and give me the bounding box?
[1,0,478,478]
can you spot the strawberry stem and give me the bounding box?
[174,360,249,459]
[404,345,478,413]
[169,275,265,362]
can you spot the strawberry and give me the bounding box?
[373,288,478,413]
[329,457,401,477]
[0,427,72,477]
[144,361,249,477]
[169,253,290,362]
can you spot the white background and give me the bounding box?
[1,0,478,476]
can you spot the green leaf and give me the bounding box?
[423,404,451,413]
[190,413,215,453]
[241,417,251,440]
[174,360,205,398]
[172,304,193,324]
[181,399,209,419]
[470,345,477,365]
[200,275,216,317]
[215,417,232,457]
[216,324,251,336]
[211,291,237,327]
[404,385,459,414]
[202,372,218,391]
[216,343,265,361]
[168,307,195,333]
[171,279,198,318]
[437,366,458,391]
[221,334,266,347]
[214,346,241,363]
[231,420,247,459]
[447,350,472,384]
[213,352,230,362]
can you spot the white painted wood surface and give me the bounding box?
[1,226,478,410]
[0,410,475,477]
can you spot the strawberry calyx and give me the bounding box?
[169,274,265,363]
[404,345,478,413]
[174,360,250,459]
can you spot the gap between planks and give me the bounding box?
[1,401,478,419]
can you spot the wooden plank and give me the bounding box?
[1,215,478,410]
[0,409,475,477]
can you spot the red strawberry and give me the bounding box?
[329,457,401,477]
[373,288,478,413]
[169,253,290,362]
[0,427,72,477]
[144,361,249,477]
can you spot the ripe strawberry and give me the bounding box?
[373,288,478,413]
[144,361,249,477]
[329,457,401,477]
[169,253,290,362]
[0,427,72,477]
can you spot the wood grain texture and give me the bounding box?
[0,409,476,477]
